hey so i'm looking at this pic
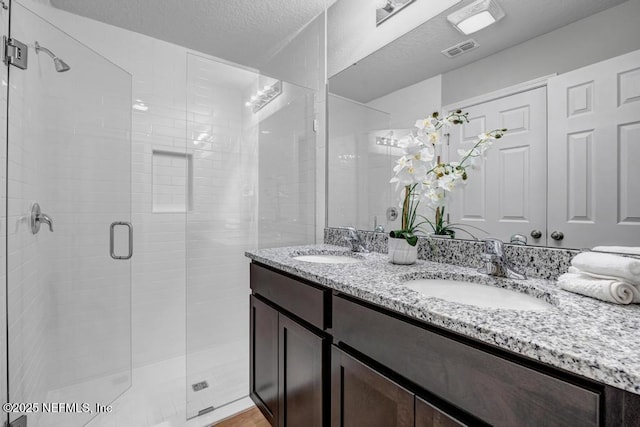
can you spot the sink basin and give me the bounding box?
[403,279,552,311]
[293,254,362,264]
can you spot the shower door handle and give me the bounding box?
[110,221,133,260]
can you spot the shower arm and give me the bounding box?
[35,42,57,59]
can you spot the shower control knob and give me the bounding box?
[386,207,398,222]
[550,231,564,241]
[530,229,542,239]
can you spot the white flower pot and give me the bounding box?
[388,237,418,265]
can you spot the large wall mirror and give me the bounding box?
[327,0,640,249]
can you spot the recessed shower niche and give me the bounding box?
[152,149,194,213]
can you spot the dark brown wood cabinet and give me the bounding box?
[415,397,466,427]
[278,313,326,427]
[250,261,640,427]
[250,295,279,425]
[250,264,329,427]
[331,346,413,427]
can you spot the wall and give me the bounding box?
[327,0,461,77]
[327,95,394,230]
[261,12,326,242]
[366,75,442,129]
[442,0,640,105]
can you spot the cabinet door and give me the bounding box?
[278,313,326,427]
[250,295,279,426]
[548,49,640,248]
[331,346,414,427]
[416,396,466,427]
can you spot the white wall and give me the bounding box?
[327,95,394,230]
[367,75,442,129]
[442,0,640,105]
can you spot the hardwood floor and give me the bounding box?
[213,407,270,427]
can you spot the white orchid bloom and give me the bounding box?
[424,186,445,204]
[437,174,458,192]
[426,131,441,146]
[391,158,428,189]
[415,117,436,132]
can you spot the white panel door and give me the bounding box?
[447,87,547,244]
[548,49,640,249]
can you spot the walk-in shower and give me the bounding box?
[2,0,324,426]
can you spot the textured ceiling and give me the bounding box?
[50,0,330,70]
[329,0,628,102]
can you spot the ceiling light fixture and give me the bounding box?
[376,136,400,147]
[447,0,505,35]
[245,81,282,113]
[376,0,416,26]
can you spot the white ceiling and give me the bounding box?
[329,0,629,102]
[50,0,330,70]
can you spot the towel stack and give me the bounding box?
[558,247,640,304]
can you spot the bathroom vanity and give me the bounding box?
[246,245,640,427]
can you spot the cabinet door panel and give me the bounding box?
[332,346,414,427]
[416,396,466,427]
[279,313,325,427]
[250,295,279,426]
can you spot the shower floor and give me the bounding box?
[48,343,252,427]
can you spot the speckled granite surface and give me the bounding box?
[324,227,578,280]
[246,244,640,395]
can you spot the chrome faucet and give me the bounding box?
[479,238,526,280]
[341,226,369,253]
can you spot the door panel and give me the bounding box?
[447,87,547,244]
[548,49,640,248]
[7,4,132,426]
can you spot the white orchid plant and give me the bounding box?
[389,110,507,245]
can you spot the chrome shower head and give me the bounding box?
[53,57,70,72]
[34,41,71,72]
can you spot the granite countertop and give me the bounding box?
[246,244,640,395]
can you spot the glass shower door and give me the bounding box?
[6,3,132,427]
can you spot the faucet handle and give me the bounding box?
[483,238,504,257]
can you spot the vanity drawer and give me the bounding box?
[250,263,329,330]
[332,294,600,427]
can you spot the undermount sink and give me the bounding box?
[293,254,362,264]
[403,279,553,311]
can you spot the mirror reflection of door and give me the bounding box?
[548,49,640,249]
[446,86,547,245]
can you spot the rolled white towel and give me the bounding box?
[558,272,639,304]
[592,246,640,256]
[571,252,640,286]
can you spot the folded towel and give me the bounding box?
[571,252,640,286]
[569,266,637,283]
[558,272,640,304]
[592,246,640,256]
